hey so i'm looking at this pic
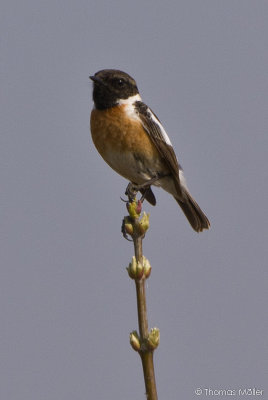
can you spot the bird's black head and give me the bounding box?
[90,69,139,110]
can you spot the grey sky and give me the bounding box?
[1,1,268,399]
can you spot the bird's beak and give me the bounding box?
[89,75,103,85]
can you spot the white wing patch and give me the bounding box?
[119,96,173,147]
[148,108,173,146]
[179,168,188,190]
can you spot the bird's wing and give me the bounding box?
[134,101,181,194]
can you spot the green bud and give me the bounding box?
[127,200,140,219]
[138,212,150,235]
[126,256,147,280]
[147,327,160,350]
[142,256,152,279]
[129,330,141,351]
[126,256,137,279]
[124,222,134,236]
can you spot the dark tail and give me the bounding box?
[175,190,210,232]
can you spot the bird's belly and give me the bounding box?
[90,107,168,184]
[102,150,154,183]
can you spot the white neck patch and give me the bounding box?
[117,94,142,121]
[117,93,142,106]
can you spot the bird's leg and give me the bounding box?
[125,182,139,203]
[125,174,169,203]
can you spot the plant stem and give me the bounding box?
[133,229,158,400]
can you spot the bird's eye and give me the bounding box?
[116,78,125,87]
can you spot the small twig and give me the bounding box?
[123,195,159,400]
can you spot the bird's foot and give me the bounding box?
[124,175,164,204]
[125,182,140,203]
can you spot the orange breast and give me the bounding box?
[90,105,159,161]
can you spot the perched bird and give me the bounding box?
[90,69,210,232]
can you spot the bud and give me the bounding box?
[142,256,152,279]
[127,200,139,219]
[136,260,144,280]
[124,221,134,236]
[126,256,147,280]
[129,330,141,351]
[127,198,143,219]
[136,200,142,214]
[147,327,160,350]
[126,256,137,279]
[138,212,150,235]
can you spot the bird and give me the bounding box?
[90,69,210,232]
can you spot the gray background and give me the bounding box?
[1,1,267,399]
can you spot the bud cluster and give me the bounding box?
[126,255,152,280]
[122,199,150,241]
[129,327,160,352]
[123,212,150,238]
[126,199,142,218]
